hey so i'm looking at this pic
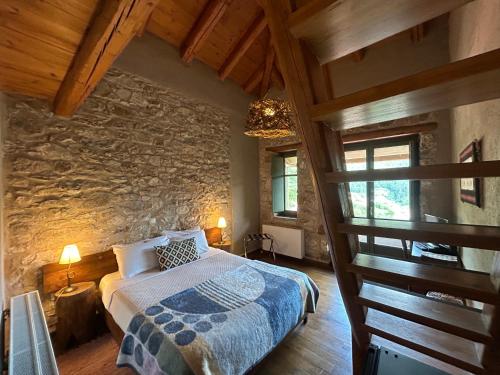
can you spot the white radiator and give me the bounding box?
[262,224,304,259]
[9,291,59,375]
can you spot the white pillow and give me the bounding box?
[112,235,169,279]
[162,227,209,255]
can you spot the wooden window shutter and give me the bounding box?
[271,154,285,213]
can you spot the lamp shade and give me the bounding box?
[245,99,295,138]
[217,217,227,229]
[59,244,81,265]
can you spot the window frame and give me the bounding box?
[272,150,298,219]
[344,135,420,253]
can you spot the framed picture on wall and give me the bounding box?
[459,140,481,207]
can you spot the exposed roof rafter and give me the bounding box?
[218,13,267,80]
[53,0,159,116]
[180,0,233,63]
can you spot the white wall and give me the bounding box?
[449,0,500,274]
[326,16,450,96]
[114,34,260,253]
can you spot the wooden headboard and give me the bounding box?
[41,228,222,294]
[42,249,118,294]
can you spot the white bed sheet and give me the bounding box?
[99,247,248,332]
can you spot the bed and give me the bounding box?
[41,228,319,375]
[99,247,319,375]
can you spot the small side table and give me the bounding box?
[55,281,96,352]
[211,240,232,252]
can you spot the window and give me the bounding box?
[345,136,419,254]
[272,151,298,218]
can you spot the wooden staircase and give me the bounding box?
[261,0,500,374]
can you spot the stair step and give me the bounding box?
[309,48,500,129]
[338,218,500,251]
[326,160,500,183]
[357,283,493,344]
[288,0,470,63]
[347,253,498,305]
[364,308,484,374]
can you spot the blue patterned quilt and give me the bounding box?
[117,260,319,375]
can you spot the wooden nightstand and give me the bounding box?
[211,240,232,252]
[54,281,96,352]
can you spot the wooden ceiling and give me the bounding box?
[0,0,465,116]
[0,0,99,100]
[0,0,285,116]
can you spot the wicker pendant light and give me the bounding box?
[244,99,295,138]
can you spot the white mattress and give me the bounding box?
[99,247,248,332]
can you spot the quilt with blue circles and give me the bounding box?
[116,260,319,375]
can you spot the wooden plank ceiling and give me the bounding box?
[0,0,99,99]
[0,0,284,116]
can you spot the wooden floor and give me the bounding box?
[56,254,472,375]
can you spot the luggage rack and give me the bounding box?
[243,233,276,261]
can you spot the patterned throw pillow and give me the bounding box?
[155,237,199,271]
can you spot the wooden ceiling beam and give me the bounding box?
[53,0,158,116]
[260,42,275,97]
[218,13,267,80]
[180,0,233,64]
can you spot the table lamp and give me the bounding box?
[217,217,227,244]
[59,244,81,293]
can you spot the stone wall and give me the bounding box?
[3,68,231,297]
[259,135,329,263]
[116,35,260,255]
